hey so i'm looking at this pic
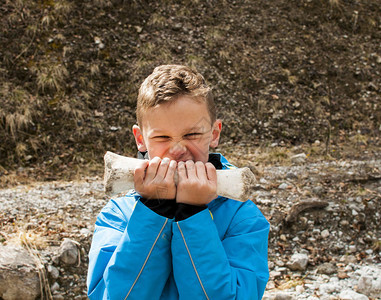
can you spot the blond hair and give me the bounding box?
[136,65,215,126]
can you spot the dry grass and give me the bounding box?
[32,61,69,93]
[54,0,73,16]
[148,13,167,27]
[0,84,37,139]
[93,0,112,8]
[328,0,340,7]
[90,63,101,76]
[18,232,53,300]
[59,99,85,122]
[277,276,307,290]
[41,14,54,28]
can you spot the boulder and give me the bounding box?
[0,244,40,300]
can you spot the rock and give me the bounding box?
[287,253,309,271]
[270,271,282,278]
[338,271,349,279]
[372,277,381,295]
[291,153,307,164]
[312,186,324,196]
[295,285,304,294]
[274,292,294,300]
[173,23,183,31]
[278,183,289,190]
[47,264,59,279]
[320,229,330,239]
[357,275,373,295]
[319,282,341,294]
[286,172,298,179]
[317,262,337,275]
[0,244,40,300]
[339,289,368,300]
[58,239,79,265]
[51,282,60,292]
[80,228,91,237]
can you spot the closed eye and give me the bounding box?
[152,136,171,141]
[184,133,202,139]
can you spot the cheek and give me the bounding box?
[147,142,169,157]
[186,137,211,155]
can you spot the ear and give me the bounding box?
[210,119,222,148]
[132,125,147,152]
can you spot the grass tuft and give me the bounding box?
[32,61,69,93]
[328,0,340,7]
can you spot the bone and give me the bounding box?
[104,151,256,202]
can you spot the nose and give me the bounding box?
[168,140,187,160]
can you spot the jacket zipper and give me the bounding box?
[124,218,169,299]
[176,222,210,300]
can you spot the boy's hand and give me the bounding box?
[134,157,177,200]
[176,161,218,206]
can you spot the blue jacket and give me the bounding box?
[87,154,270,299]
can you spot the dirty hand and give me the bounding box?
[134,157,177,200]
[176,160,217,206]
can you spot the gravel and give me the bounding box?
[0,158,380,299]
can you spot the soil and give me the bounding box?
[1,0,380,181]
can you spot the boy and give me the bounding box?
[87,65,270,299]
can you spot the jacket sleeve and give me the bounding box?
[87,198,173,300]
[171,202,269,300]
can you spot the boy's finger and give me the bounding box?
[195,161,207,180]
[185,160,196,178]
[156,157,170,179]
[134,160,149,186]
[166,160,177,180]
[205,162,217,182]
[177,161,187,181]
[145,157,161,182]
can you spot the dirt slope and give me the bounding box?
[1,0,380,182]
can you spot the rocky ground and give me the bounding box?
[0,149,380,299]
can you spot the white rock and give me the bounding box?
[321,229,330,239]
[372,276,381,294]
[357,275,373,295]
[270,271,282,278]
[274,292,294,300]
[287,253,309,271]
[0,244,40,300]
[291,153,307,164]
[58,238,78,265]
[339,289,368,300]
[278,183,289,190]
[50,282,60,292]
[295,285,305,294]
[47,264,59,279]
[319,282,340,294]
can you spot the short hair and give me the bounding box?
[136,65,215,127]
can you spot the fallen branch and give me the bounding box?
[285,199,329,223]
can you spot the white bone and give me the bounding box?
[104,151,255,202]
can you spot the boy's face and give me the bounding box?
[133,96,222,163]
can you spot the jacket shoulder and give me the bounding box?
[95,191,139,231]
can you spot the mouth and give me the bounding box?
[175,158,193,163]
[176,160,189,163]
